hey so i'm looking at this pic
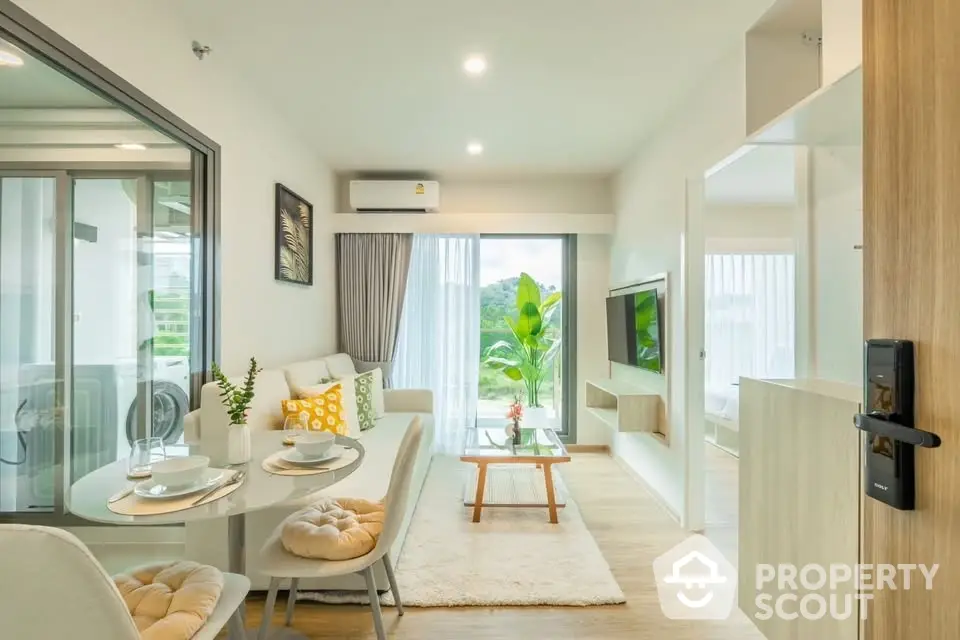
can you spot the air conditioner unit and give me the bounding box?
[348,180,440,212]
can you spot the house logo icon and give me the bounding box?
[653,535,737,620]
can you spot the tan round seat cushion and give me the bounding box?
[112,560,224,640]
[281,497,385,561]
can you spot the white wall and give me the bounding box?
[435,176,612,215]
[576,234,613,445]
[609,44,750,518]
[13,0,337,373]
[704,204,795,252]
[811,147,862,384]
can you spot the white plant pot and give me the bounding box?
[227,424,251,465]
[525,407,549,428]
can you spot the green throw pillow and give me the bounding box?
[354,371,376,431]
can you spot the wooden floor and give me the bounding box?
[704,443,739,567]
[243,453,762,639]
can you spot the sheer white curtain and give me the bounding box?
[394,235,480,454]
[704,253,795,410]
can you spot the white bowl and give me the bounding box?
[295,432,335,458]
[151,455,210,489]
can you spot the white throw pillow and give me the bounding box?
[295,380,360,438]
[371,368,385,418]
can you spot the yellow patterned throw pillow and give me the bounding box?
[280,383,346,435]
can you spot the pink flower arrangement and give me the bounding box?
[506,400,524,423]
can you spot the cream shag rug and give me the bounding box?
[299,456,625,607]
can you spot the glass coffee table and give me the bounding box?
[460,427,571,524]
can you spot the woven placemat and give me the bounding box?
[261,447,359,476]
[108,468,242,516]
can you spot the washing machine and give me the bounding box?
[2,359,190,510]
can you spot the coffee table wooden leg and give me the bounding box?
[472,463,488,523]
[543,463,559,524]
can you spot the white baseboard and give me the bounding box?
[612,454,682,526]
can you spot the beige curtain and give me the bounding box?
[335,233,414,385]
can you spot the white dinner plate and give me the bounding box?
[134,469,225,500]
[279,446,344,467]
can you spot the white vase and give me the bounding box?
[525,406,549,429]
[227,424,251,465]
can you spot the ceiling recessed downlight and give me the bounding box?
[115,143,147,151]
[463,55,487,76]
[0,49,24,68]
[466,142,484,156]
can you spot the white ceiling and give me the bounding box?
[173,0,776,174]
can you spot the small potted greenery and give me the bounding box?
[211,357,262,464]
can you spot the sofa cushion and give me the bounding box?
[370,368,386,418]
[324,353,358,378]
[113,560,223,640]
[280,497,384,561]
[282,359,333,391]
[350,372,377,431]
[318,412,429,501]
[201,368,289,435]
[245,369,290,430]
[280,384,347,435]
[296,380,359,438]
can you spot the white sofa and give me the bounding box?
[182,353,434,591]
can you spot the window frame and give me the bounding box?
[0,3,220,526]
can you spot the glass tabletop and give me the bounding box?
[462,427,569,460]
[68,432,365,525]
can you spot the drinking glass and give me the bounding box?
[128,437,166,477]
[283,413,309,444]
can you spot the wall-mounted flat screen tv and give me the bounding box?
[605,288,664,374]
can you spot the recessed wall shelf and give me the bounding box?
[585,378,666,439]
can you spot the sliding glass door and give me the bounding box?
[0,175,58,514]
[0,171,200,522]
[477,235,576,439]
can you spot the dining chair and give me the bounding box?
[256,417,424,640]
[0,523,250,640]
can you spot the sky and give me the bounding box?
[479,238,563,288]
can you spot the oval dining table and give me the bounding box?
[70,431,365,639]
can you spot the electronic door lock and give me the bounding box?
[857,339,941,511]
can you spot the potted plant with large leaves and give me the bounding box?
[482,272,562,427]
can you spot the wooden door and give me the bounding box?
[863,0,960,637]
